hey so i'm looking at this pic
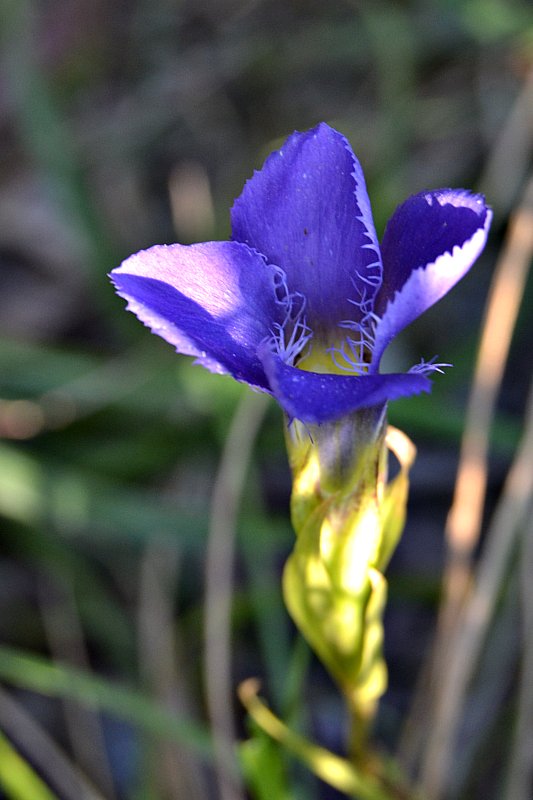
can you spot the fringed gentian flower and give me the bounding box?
[110,123,491,426]
[111,124,492,788]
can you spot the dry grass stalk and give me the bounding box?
[204,390,269,800]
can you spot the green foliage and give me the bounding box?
[0,732,59,800]
[240,727,293,800]
[0,646,212,757]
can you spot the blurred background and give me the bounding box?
[0,1,532,799]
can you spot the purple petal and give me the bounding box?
[231,123,383,331]
[371,190,492,368]
[111,241,283,390]
[261,347,431,425]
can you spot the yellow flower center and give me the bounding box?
[298,336,369,376]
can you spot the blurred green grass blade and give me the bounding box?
[281,636,312,722]
[0,336,243,413]
[0,338,182,419]
[0,646,213,759]
[240,728,292,800]
[46,472,207,546]
[461,0,533,41]
[0,442,290,552]
[0,731,59,800]
[0,443,42,526]
[0,339,99,396]
[0,441,207,545]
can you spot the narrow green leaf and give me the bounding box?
[0,646,212,759]
[0,731,59,800]
[240,729,292,800]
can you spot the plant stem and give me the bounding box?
[348,696,376,765]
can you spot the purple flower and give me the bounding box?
[110,123,491,425]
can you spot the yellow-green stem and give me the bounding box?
[348,696,377,766]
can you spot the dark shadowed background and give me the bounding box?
[0,1,532,799]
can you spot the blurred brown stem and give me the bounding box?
[442,173,533,643]
[420,374,533,797]
[138,541,209,800]
[38,576,117,800]
[204,390,269,800]
[400,172,533,796]
[504,511,533,800]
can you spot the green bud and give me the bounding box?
[282,407,416,733]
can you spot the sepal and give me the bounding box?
[282,491,388,714]
[375,426,417,572]
[282,409,416,724]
